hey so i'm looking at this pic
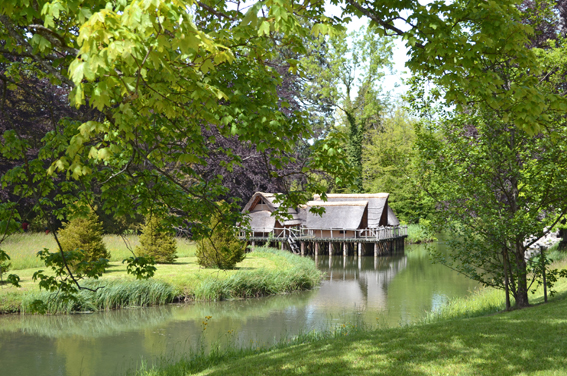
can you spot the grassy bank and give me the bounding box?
[132,292,567,376]
[0,247,322,314]
[2,233,197,270]
[130,257,567,376]
[406,223,437,244]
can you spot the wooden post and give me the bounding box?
[358,242,362,258]
[280,241,284,250]
[343,242,347,257]
[374,243,378,257]
[314,242,319,256]
[251,241,255,248]
[301,242,305,256]
[328,242,332,256]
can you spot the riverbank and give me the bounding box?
[130,258,567,376]
[0,247,322,314]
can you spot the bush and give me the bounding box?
[135,215,177,263]
[196,212,246,269]
[0,250,11,281]
[58,210,110,268]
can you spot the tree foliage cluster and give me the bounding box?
[0,0,565,307]
[410,0,567,308]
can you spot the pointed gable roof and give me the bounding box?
[313,193,389,228]
[305,201,368,230]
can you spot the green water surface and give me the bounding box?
[0,242,478,376]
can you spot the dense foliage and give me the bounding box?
[136,215,177,264]
[58,210,109,269]
[196,211,246,270]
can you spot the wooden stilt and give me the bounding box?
[374,243,378,257]
[315,242,319,256]
[328,242,332,256]
[301,242,305,256]
[280,241,284,250]
[343,242,347,257]
[358,242,362,258]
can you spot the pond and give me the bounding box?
[0,242,478,376]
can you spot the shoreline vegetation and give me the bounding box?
[406,223,437,244]
[0,235,322,314]
[130,255,567,376]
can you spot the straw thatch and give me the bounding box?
[241,192,401,235]
[312,194,390,228]
[305,201,368,230]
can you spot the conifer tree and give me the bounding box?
[136,215,177,264]
[196,211,246,270]
[58,210,110,266]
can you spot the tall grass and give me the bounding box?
[421,287,507,324]
[193,248,322,301]
[16,248,322,314]
[21,279,178,314]
[2,233,196,270]
[406,224,437,244]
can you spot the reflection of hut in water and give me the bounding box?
[240,192,408,257]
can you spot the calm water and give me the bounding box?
[0,242,477,376]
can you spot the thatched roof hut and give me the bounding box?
[241,192,400,237]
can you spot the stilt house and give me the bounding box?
[241,192,402,240]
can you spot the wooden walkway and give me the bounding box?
[240,226,408,257]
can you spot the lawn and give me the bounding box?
[1,233,197,270]
[178,295,567,376]
[0,234,322,314]
[133,256,567,376]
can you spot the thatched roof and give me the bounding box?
[241,191,400,232]
[306,201,368,230]
[312,193,389,228]
[248,210,278,232]
[387,206,400,226]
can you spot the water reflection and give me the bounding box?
[0,242,478,376]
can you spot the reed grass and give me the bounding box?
[9,248,322,314]
[1,233,196,270]
[21,279,178,314]
[193,248,322,301]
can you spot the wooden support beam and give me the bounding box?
[343,242,348,257]
[328,242,332,256]
[315,242,319,256]
[374,243,378,257]
[358,242,362,258]
[301,242,305,256]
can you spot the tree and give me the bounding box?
[0,0,349,299]
[363,105,433,223]
[196,209,246,270]
[136,215,177,264]
[58,209,109,271]
[301,24,394,192]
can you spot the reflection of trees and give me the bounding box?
[0,306,174,338]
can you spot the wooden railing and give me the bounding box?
[239,225,408,240]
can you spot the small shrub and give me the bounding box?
[196,212,246,269]
[58,210,110,269]
[0,250,11,281]
[136,215,177,263]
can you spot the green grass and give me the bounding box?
[0,247,322,314]
[133,294,567,376]
[130,257,567,376]
[21,279,177,314]
[406,224,437,244]
[1,233,196,270]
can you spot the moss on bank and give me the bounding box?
[1,248,322,314]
